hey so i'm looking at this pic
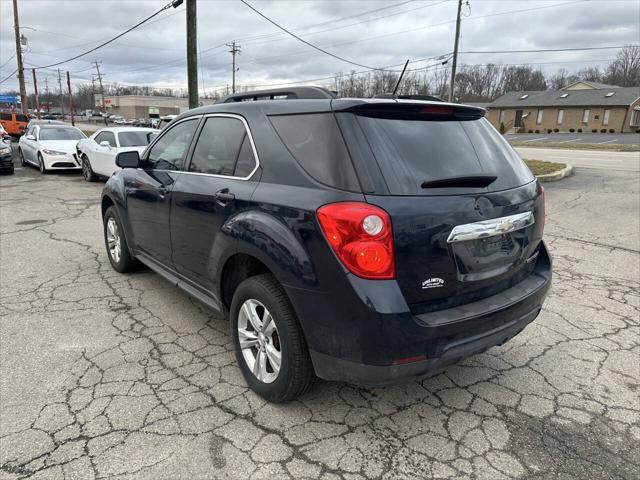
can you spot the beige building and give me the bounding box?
[486,82,640,134]
[95,95,216,119]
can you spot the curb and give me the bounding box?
[536,164,574,182]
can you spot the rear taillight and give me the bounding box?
[317,202,395,280]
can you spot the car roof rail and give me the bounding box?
[373,93,445,102]
[216,86,337,104]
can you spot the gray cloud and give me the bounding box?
[1,0,638,94]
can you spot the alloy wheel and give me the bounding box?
[237,299,282,384]
[106,217,122,264]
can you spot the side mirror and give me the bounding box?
[116,150,140,169]
[25,134,36,141]
[100,141,112,148]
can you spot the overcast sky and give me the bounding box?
[1,0,639,95]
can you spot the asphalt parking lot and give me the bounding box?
[1,150,639,479]
[506,132,640,145]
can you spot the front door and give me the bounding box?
[514,110,523,128]
[124,117,200,267]
[170,115,260,296]
[92,130,117,176]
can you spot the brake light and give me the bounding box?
[317,202,395,280]
[420,105,454,115]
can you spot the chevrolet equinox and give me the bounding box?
[101,87,551,402]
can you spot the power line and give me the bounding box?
[0,69,19,84]
[239,0,389,71]
[30,0,184,70]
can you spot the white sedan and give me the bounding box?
[18,124,86,173]
[76,127,159,182]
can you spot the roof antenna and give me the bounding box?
[392,59,410,96]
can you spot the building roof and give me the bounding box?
[487,86,640,108]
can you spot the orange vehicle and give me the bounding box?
[0,111,29,137]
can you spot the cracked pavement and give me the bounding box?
[1,157,639,479]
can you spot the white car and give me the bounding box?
[18,124,86,173]
[76,127,159,182]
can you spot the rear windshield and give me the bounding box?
[118,131,154,147]
[355,116,534,195]
[39,127,85,141]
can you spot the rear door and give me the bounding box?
[338,104,543,313]
[124,117,200,267]
[170,114,260,295]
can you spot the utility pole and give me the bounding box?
[186,0,198,109]
[66,71,75,126]
[32,69,41,119]
[448,0,463,103]
[57,69,65,120]
[226,41,241,94]
[94,61,108,125]
[44,77,50,113]
[12,0,28,114]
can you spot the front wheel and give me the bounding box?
[19,149,27,166]
[81,155,97,182]
[230,274,315,402]
[103,206,138,273]
[38,153,47,174]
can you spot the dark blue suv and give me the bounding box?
[101,87,551,402]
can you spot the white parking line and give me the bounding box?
[556,138,581,144]
[521,137,547,143]
[598,139,618,144]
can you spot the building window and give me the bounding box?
[631,109,640,127]
[603,109,611,126]
[557,110,564,125]
[582,109,590,124]
[536,109,544,125]
[499,110,505,125]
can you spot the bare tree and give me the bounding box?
[605,45,640,87]
[500,65,547,93]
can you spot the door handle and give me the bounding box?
[214,189,235,205]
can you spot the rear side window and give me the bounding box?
[356,116,534,195]
[269,113,360,192]
[189,116,257,177]
[15,114,28,123]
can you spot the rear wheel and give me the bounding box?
[38,153,47,174]
[81,155,97,182]
[103,206,138,273]
[230,274,315,402]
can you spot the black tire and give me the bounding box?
[19,149,27,166]
[103,206,139,273]
[38,153,47,174]
[81,155,97,182]
[230,274,315,402]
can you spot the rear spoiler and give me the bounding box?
[336,101,486,121]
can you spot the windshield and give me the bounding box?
[355,116,534,195]
[39,127,85,141]
[118,131,154,147]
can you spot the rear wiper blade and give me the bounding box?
[421,175,497,189]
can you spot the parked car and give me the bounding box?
[0,124,13,174]
[157,114,177,130]
[101,87,551,402]
[18,124,86,173]
[0,111,30,137]
[77,127,159,181]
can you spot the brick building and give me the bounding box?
[486,81,640,134]
[95,95,216,119]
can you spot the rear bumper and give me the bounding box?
[289,241,552,386]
